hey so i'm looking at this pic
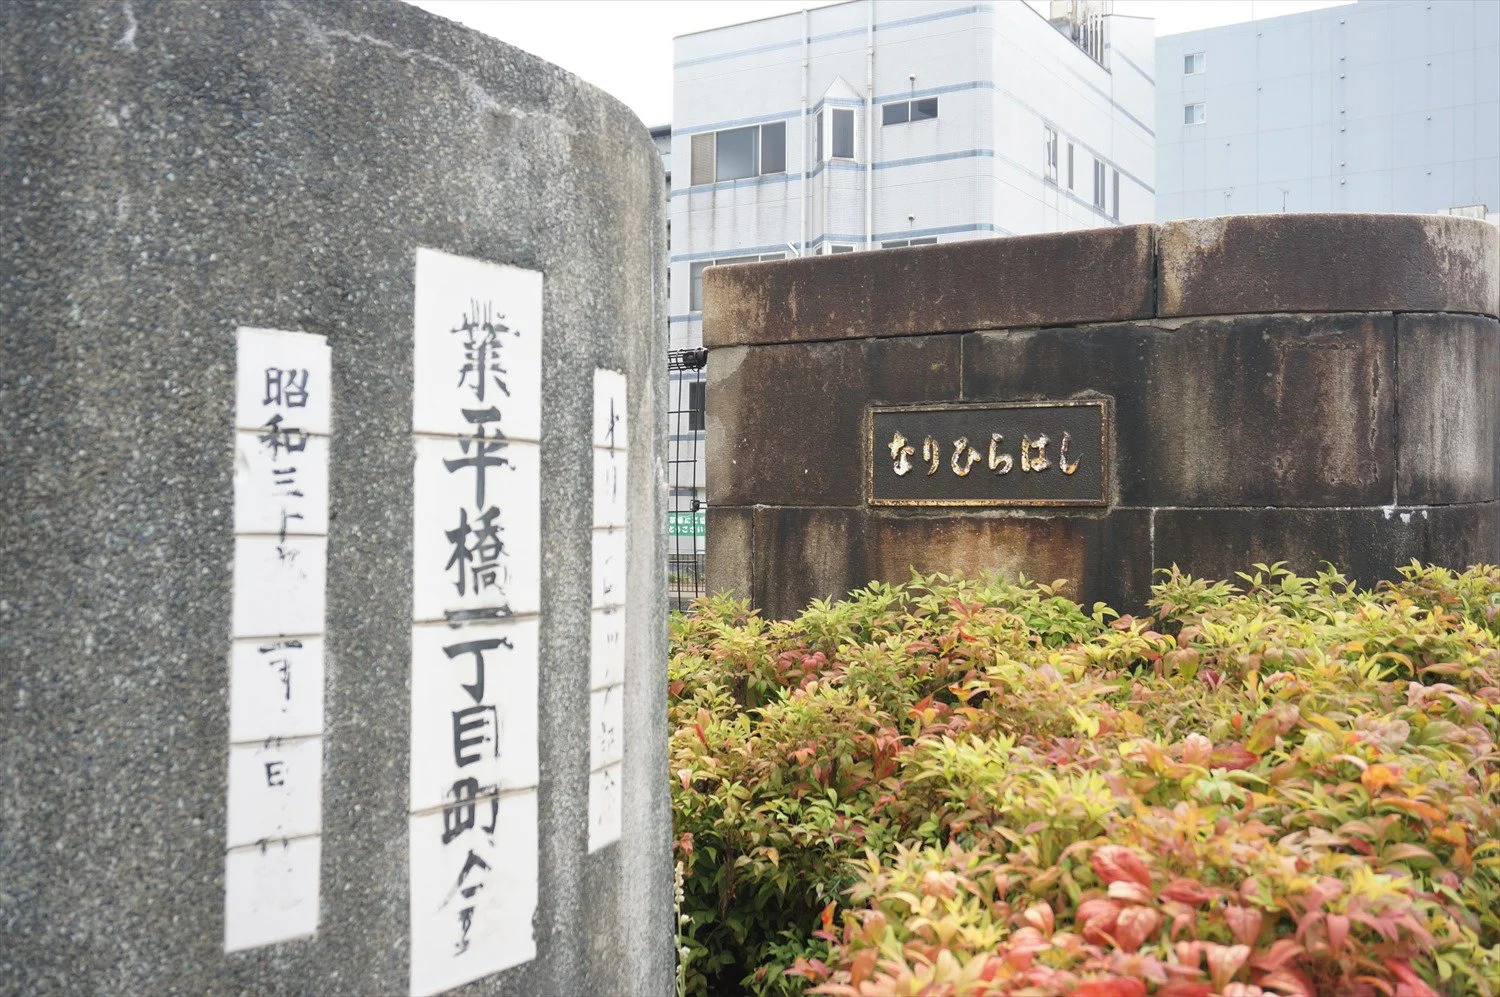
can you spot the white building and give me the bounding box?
[668,0,1156,351]
[1155,0,1500,221]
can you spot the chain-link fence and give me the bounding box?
[668,348,707,611]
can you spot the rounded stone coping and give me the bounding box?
[702,224,1157,348]
[702,213,1499,348]
[1157,213,1499,320]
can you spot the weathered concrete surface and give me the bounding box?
[1151,504,1500,587]
[750,507,871,620]
[702,225,1156,348]
[1158,214,1499,319]
[0,2,669,994]
[867,509,1153,612]
[706,335,961,507]
[966,313,1397,508]
[705,506,754,602]
[706,215,1500,617]
[707,506,1156,619]
[1396,314,1500,506]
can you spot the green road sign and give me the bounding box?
[668,511,705,537]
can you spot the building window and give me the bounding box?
[815,110,823,162]
[1184,52,1206,75]
[760,122,786,175]
[689,121,787,185]
[1111,169,1120,221]
[880,237,938,249]
[715,126,757,181]
[1184,102,1205,125]
[881,97,938,125]
[1067,143,1075,190]
[687,380,706,432]
[1043,126,1059,183]
[688,252,786,311]
[690,133,714,185]
[824,244,856,254]
[828,107,855,160]
[1092,160,1106,210]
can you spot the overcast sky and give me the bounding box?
[404,0,1353,126]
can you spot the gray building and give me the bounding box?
[670,0,1156,352]
[1156,0,1499,220]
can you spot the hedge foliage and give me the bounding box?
[668,563,1500,996]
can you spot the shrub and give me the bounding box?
[669,563,1500,996]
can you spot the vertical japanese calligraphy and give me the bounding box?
[225,327,330,953]
[589,369,628,852]
[409,249,542,997]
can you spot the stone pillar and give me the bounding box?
[1,2,669,993]
[704,214,1499,618]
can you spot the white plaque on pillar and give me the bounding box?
[229,636,325,742]
[410,248,542,990]
[591,529,627,610]
[231,535,327,638]
[224,836,321,952]
[227,327,331,952]
[589,368,627,852]
[412,248,543,443]
[588,763,623,854]
[592,447,628,529]
[590,685,624,769]
[235,328,332,435]
[225,737,324,848]
[409,791,539,997]
[411,438,541,622]
[590,609,624,691]
[592,368,628,451]
[233,430,330,536]
[409,618,540,813]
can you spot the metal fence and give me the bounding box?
[667,348,708,611]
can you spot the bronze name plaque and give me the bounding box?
[869,400,1109,507]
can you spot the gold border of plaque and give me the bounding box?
[867,399,1110,508]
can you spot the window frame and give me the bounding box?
[829,107,856,160]
[880,97,938,126]
[880,237,937,250]
[1111,169,1120,221]
[692,121,789,186]
[1092,160,1106,211]
[1184,102,1205,125]
[714,125,758,183]
[1184,51,1206,75]
[1067,143,1075,190]
[759,121,786,176]
[1043,126,1059,184]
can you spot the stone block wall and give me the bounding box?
[704,214,1500,619]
